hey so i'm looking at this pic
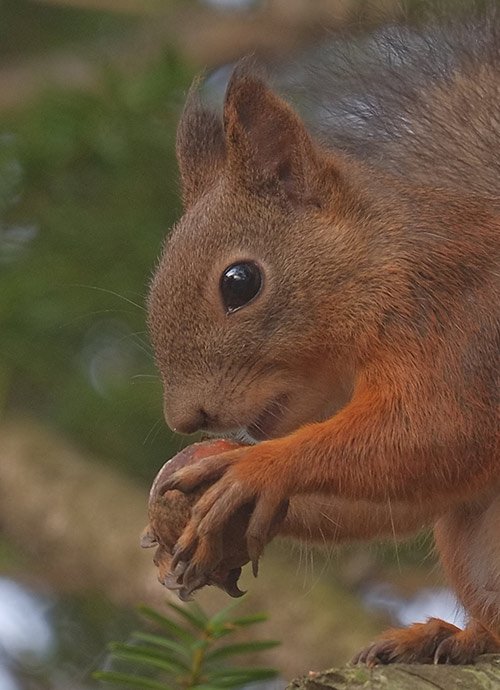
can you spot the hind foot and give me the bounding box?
[352,618,500,666]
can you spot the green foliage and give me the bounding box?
[0,48,194,477]
[0,0,138,59]
[94,600,280,690]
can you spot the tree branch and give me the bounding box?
[288,656,500,690]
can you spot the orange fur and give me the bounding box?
[148,14,500,665]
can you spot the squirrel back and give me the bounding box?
[280,9,500,196]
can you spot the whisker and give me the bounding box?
[319,510,342,530]
[387,497,401,574]
[119,331,152,348]
[114,332,153,359]
[238,361,277,393]
[143,418,163,445]
[59,308,137,328]
[223,343,272,389]
[70,284,146,311]
[223,333,284,391]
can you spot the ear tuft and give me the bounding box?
[223,66,320,204]
[176,78,225,208]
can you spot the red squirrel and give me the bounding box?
[147,10,500,665]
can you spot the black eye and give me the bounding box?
[220,262,263,313]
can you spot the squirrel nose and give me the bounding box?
[166,405,211,435]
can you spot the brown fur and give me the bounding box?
[148,13,500,665]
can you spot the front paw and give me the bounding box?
[160,446,244,494]
[144,439,254,599]
[171,446,288,594]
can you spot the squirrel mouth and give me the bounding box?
[246,394,288,441]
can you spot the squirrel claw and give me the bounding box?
[251,557,259,578]
[221,568,246,597]
[352,641,387,667]
[177,587,195,602]
[247,535,263,576]
[246,495,289,572]
[162,572,183,590]
[172,560,187,577]
[171,547,189,571]
[180,575,209,601]
[140,526,158,549]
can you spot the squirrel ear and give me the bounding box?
[176,80,225,208]
[223,70,320,204]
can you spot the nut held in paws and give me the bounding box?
[141,439,255,599]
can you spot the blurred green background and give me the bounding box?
[0,1,475,689]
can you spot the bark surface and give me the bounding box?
[288,656,500,690]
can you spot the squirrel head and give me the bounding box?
[148,69,371,439]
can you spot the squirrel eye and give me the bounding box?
[220,262,263,313]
